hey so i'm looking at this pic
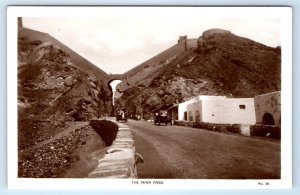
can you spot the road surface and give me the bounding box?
[127,120,280,179]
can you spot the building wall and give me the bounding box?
[254,91,281,126]
[178,101,192,121]
[186,39,198,49]
[201,98,256,124]
[187,98,256,124]
[178,35,187,43]
[177,36,198,51]
[187,101,202,122]
[178,95,226,121]
[168,106,178,120]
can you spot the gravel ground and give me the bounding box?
[18,123,104,178]
[18,120,70,150]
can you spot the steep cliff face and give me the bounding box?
[18,33,112,122]
[116,29,281,119]
[18,27,112,151]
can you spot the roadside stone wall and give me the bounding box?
[88,120,137,178]
[250,124,281,139]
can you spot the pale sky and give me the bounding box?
[22,7,281,74]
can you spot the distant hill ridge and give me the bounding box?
[19,27,198,86]
[19,25,201,85]
[124,36,197,77]
[115,36,197,90]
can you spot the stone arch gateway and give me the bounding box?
[262,113,275,126]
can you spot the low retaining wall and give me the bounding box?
[174,120,280,139]
[251,124,281,139]
[88,120,137,178]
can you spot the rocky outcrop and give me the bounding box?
[64,75,74,87]
[116,36,197,92]
[202,28,231,38]
[18,36,112,122]
[18,27,112,154]
[116,28,281,119]
[30,42,71,64]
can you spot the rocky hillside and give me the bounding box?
[116,37,197,91]
[116,29,281,119]
[18,27,112,150]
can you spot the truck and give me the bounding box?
[154,110,172,126]
[116,109,127,122]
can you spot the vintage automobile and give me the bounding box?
[154,110,172,126]
[116,109,127,122]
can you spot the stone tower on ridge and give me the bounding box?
[18,17,23,28]
[178,35,187,51]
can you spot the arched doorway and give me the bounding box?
[184,111,187,121]
[262,113,275,125]
[195,110,200,122]
[188,111,193,122]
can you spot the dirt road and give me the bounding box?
[128,120,280,179]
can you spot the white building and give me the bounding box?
[168,95,226,121]
[187,97,256,125]
[168,92,280,126]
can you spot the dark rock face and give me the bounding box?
[17,26,113,178]
[18,30,112,122]
[194,28,280,96]
[18,27,112,152]
[116,28,281,119]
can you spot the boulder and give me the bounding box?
[64,76,73,86]
[89,81,97,89]
[92,89,99,96]
[202,28,231,38]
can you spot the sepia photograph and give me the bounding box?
[7,6,292,189]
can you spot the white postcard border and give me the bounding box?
[7,6,292,189]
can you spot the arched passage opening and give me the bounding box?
[109,80,123,105]
[108,79,123,117]
[262,113,275,126]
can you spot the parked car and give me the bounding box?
[116,109,127,122]
[154,110,172,126]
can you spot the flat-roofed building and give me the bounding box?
[168,95,226,121]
